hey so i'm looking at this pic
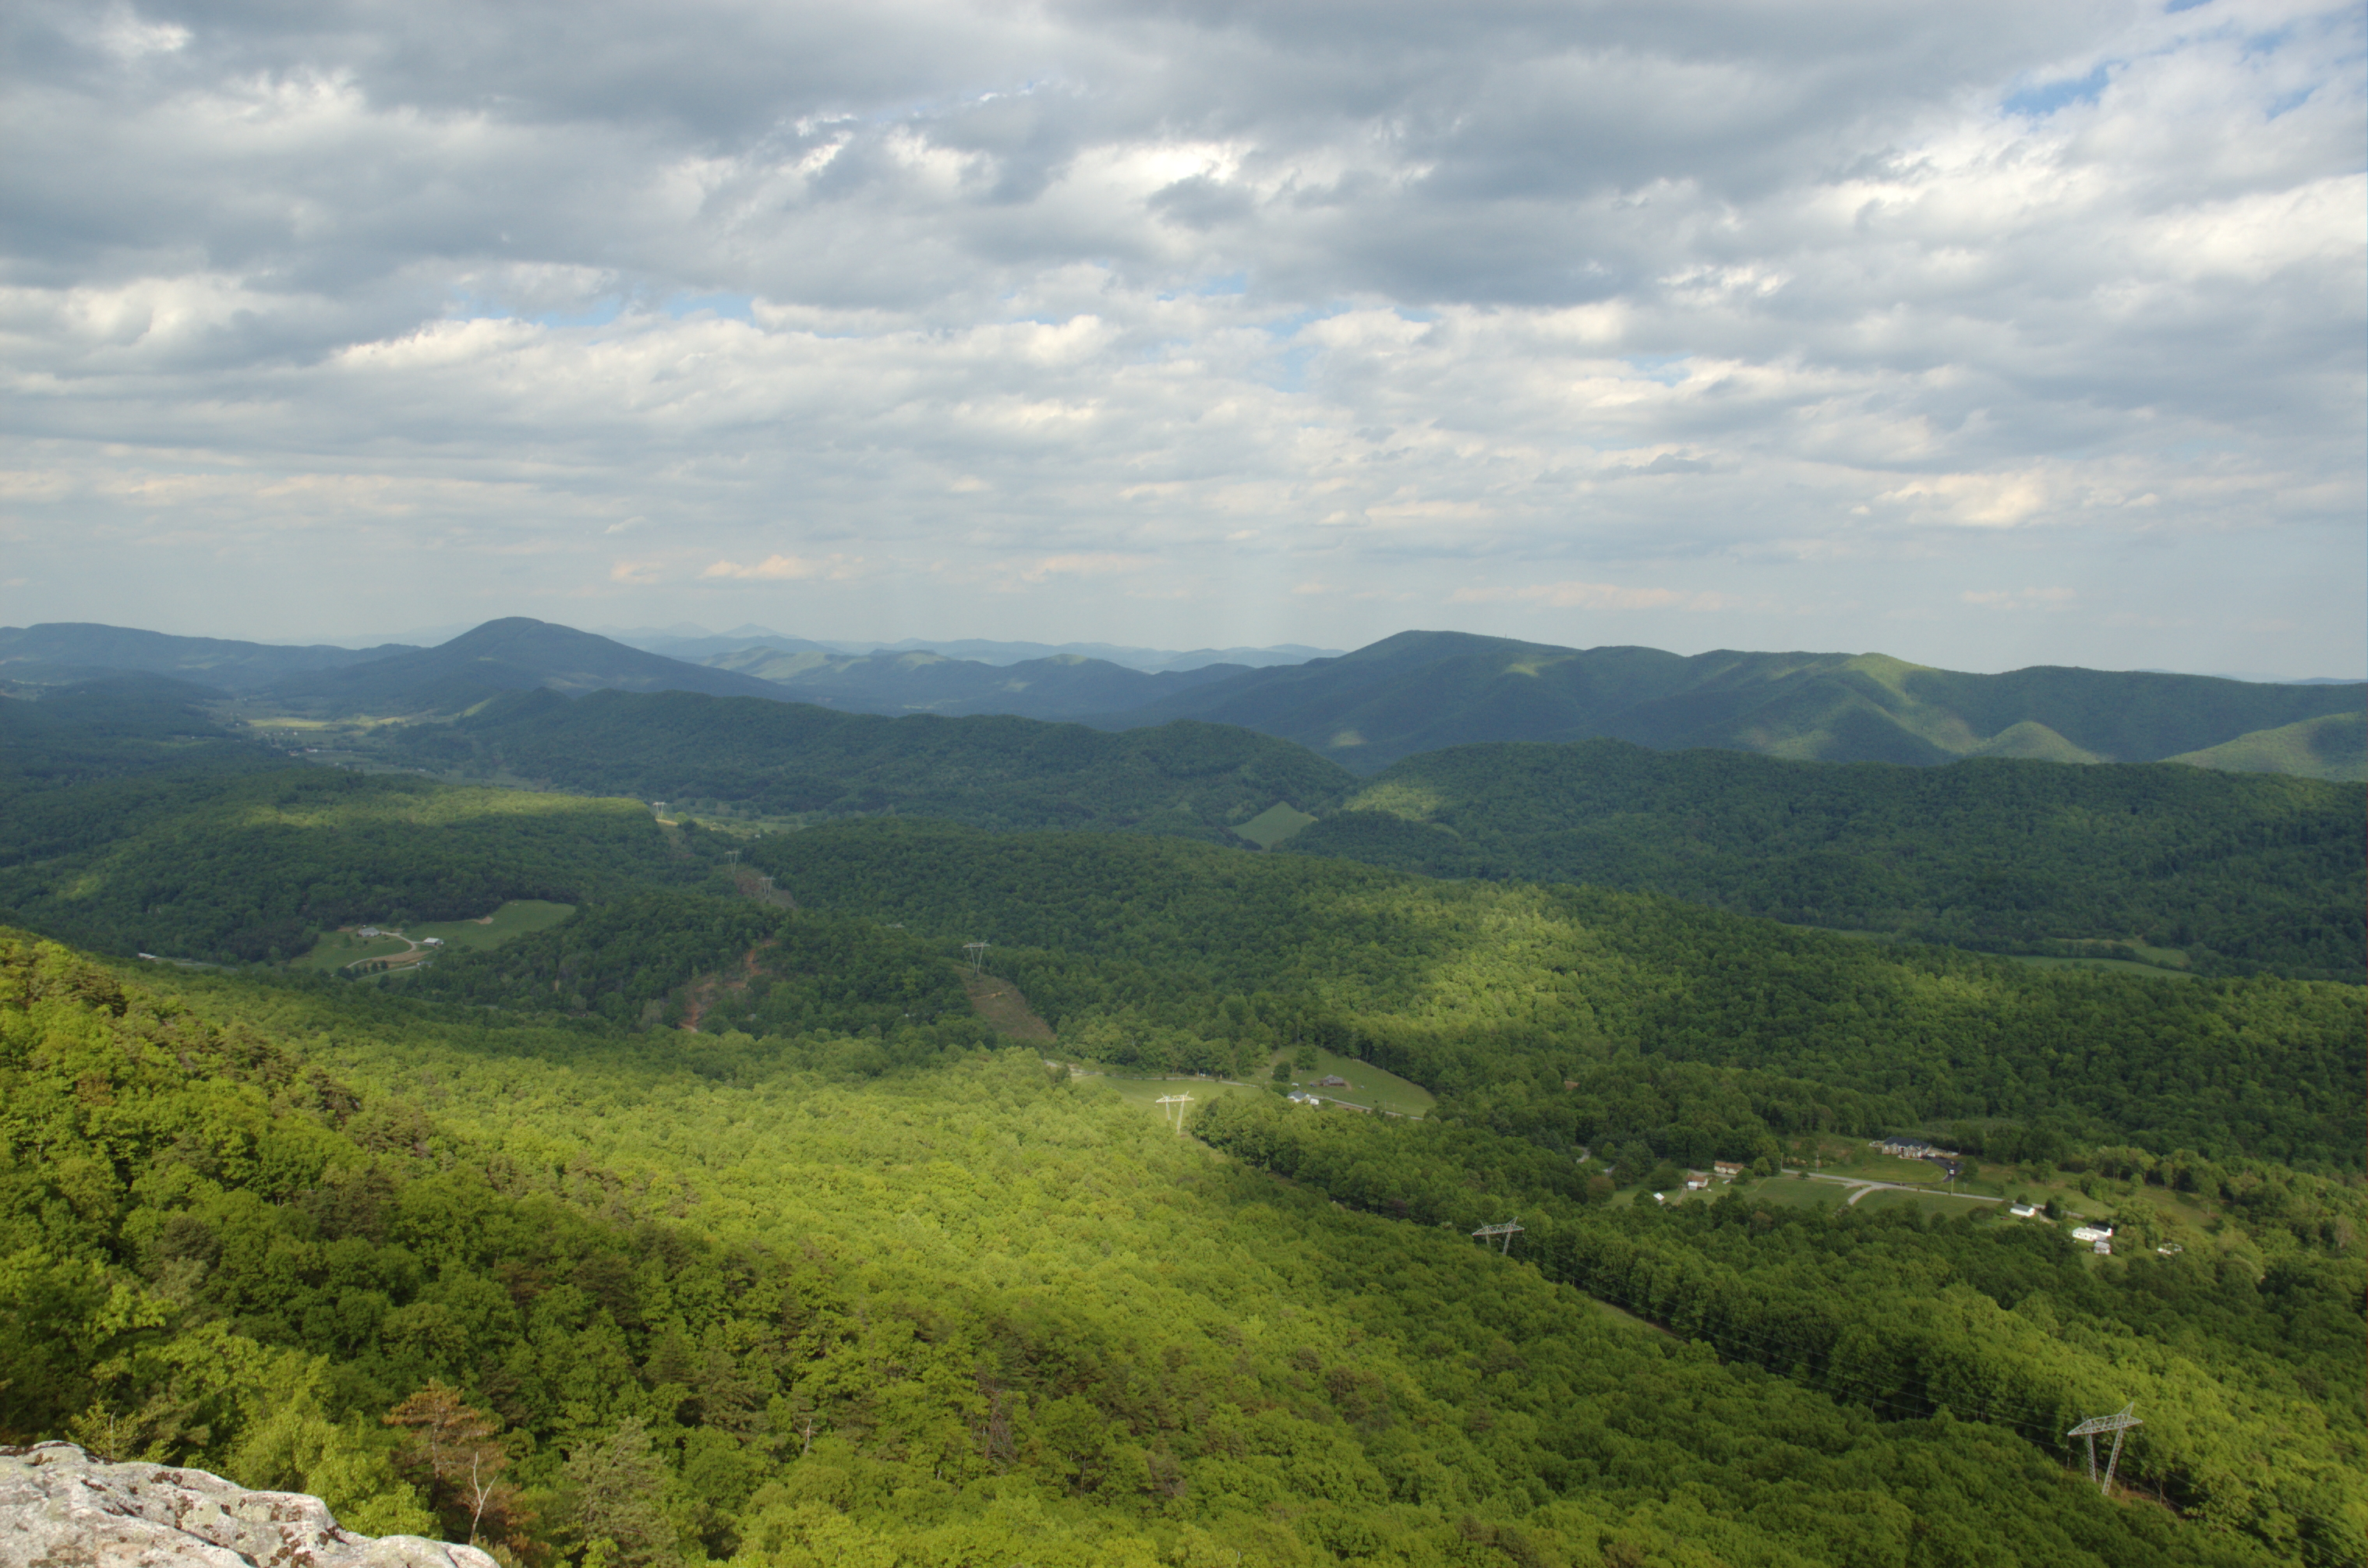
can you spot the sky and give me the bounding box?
[2,0,2362,676]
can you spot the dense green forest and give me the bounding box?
[1290,739,2366,980]
[1105,629,2366,772]
[748,820,2363,1167]
[20,673,2353,989]
[384,687,1350,839]
[0,763,684,964]
[9,929,2354,1566]
[6,666,2363,1565]
[404,891,977,1040]
[1193,1097,2364,1564]
[369,683,2359,979]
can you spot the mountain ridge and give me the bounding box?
[263,617,794,713]
[1095,630,2366,773]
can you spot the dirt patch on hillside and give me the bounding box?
[680,943,770,1032]
[962,972,1055,1042]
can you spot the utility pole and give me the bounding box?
[1472,1218,1525,1254]
[2066,1404,2142,1496]
[963,941,989,975]
[1154,1092,1195,1135]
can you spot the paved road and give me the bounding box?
[1780,1168,2006,1206]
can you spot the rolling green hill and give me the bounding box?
[266,618,793,715]
[2168,709,2367,782]
[1283,738,2366,981]
[702,645,1245,718]
[747,818,2365,1166]
[18,930,2345,1566]
[1103,630,2366,774]
[0,622,416,690]
[385,687,1354,840]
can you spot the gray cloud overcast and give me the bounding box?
[1,0,2359,672]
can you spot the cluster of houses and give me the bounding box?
[352,925,440,947]
[1872,1135,1966,1180]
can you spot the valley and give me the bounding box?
[0,617,2361,1567]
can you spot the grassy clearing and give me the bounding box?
[1737,1177,1850,1211]
[2008,955,2195,980]
[1235,801,1320,849]
[963,971,1055,1041]
[1276,1046,1435,1118]
[1082,1074,1273,1122]
[1853,1188,2003,1220]
[1822,1149,1950,1186]
[291,899,575,973]
[408,899,577,950]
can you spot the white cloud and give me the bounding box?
[0,0,2357,673]
[700,553,864,581]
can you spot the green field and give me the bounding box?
[1278,1046,1435,1117]
[292,899,575,972]
[1235,800,1320,849]
[1073,1071,1272,1121]
[1736,1176,1851,1211]
[1825,1149,1951,1185]
[2007,954,2196,980]
[1852,1188,2005,1220]
[408,899,577,949]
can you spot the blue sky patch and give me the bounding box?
[2003,62,2113,117]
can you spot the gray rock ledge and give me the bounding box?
[0,1443,498,1568]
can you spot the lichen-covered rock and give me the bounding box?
[0,1443,498,1568]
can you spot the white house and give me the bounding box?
[2009,1203,2038,1217]
[2070,1225,2114,1244]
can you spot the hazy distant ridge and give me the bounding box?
[1101,630,2367,775]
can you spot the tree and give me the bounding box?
[564,1418,673,1568]
[383,1383,512,1545]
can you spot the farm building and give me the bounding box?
[1875,1136,1961,1160]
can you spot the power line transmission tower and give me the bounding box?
[1154,1092,1195,1134]
[1472,1218,1525,1254]
[2066,1404,2142,1495]
[963,941,989,975]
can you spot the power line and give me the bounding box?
[2068,1404,2143,1496]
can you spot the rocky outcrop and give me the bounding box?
[0,1443,498,1568]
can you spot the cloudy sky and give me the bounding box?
[4,0,2361,673]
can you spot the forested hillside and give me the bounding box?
[1104,630,2365,773]
[749,820,2363,1167]
[1289,739,2366,981]
[9,675,2359,988]
[701,644,1246,718]
[387,687,1352,839]
[0,623,415,690]
[8,929,2352,1566]
[0,766,684,963]
[267,618,793,715]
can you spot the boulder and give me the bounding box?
[0,1443,498,1568]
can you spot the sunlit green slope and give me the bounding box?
[7,931,2337,1566]
[1285,738,2366,980]
[2168,710,2366,782]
